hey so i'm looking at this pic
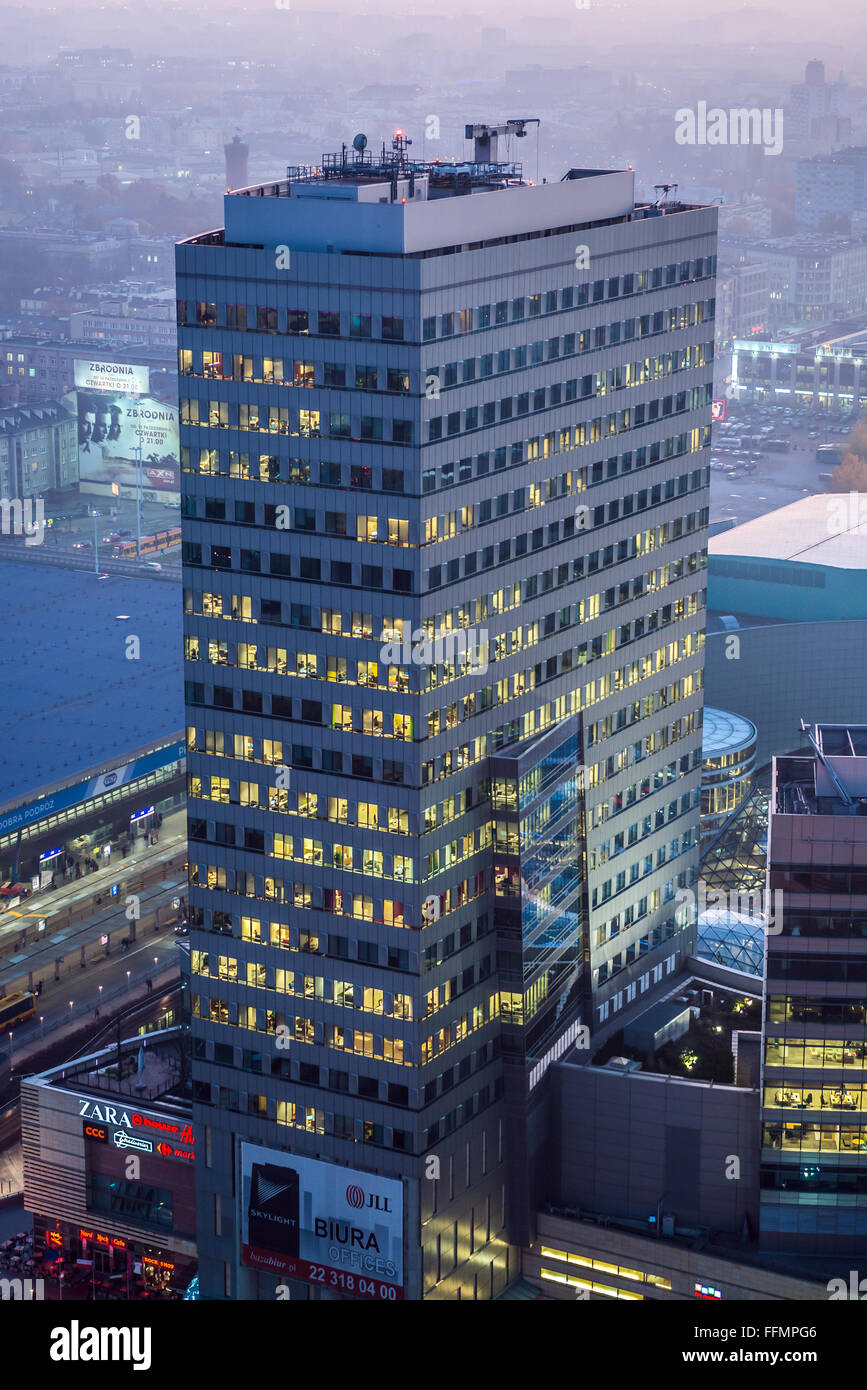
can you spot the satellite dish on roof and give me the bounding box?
[353,133,368,153]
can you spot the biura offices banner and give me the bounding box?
[239,1141,404,1300]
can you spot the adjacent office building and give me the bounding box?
[762,724,867,1252]
[177,126,716,1299]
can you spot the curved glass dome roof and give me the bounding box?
[702,706,758,760]
[697,908,764,977]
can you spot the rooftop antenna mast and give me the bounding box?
[392,128,412,165]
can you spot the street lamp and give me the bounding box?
[39,1016,44,1040]
[126,970,131,991]
[135,439,143,560]
[90,508,100,576]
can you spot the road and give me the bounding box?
[0,535,180,581]
[0,486,182,580]
[4,929,183,1078]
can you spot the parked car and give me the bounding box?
[0,881,27,900]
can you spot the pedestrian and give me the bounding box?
[94,1006,100,1020]
[146,978,152,993]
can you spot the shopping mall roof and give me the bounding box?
[709,495,867,570]
[0,561,182,801]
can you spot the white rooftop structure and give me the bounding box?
[710,495,867,570]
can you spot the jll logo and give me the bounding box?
[346,1184,391,1213]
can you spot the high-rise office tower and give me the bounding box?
[224,133,249,192]
[178,128,716,1300]
[762,724,867,1253]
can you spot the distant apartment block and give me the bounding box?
[69,304,177,351]
[718,199,773,239]
[796,147,867,231]
[715,260,769,347]
[0,401,78,497]
[0,336,176,406]
[787,60,850,151]
[724,233,867,327]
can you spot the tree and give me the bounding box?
[830,453,867,493]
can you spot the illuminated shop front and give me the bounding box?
[731,337,867,412]
[22,1029,197,1297]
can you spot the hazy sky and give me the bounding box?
[1,0,866,60]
